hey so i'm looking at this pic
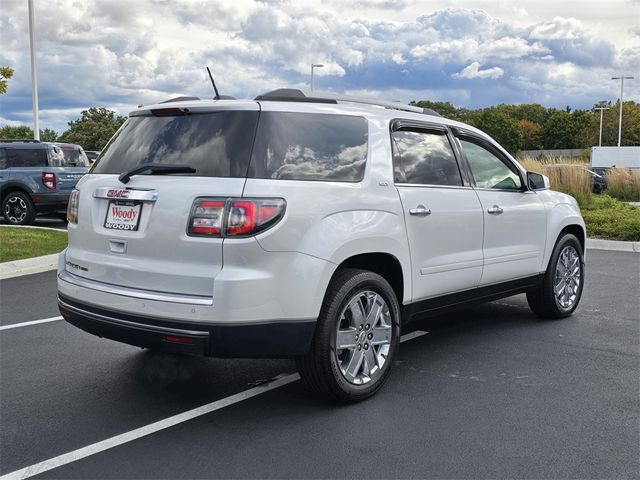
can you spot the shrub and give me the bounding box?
[581,195,640,241]
[605,168,640,202]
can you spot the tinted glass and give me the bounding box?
[0,149,6,169]
[58,148,90,167]
[92,111,259,177]
[249,112,368,182]
[5,148,48,167]
[459,139,522,190]
[392,130,462,186]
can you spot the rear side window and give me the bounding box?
[56,148,90,167]
[0,149,6,169]
[5,148,48,167]
[392,130,462,186]
[92,111,259,177]
[249,112,368,182]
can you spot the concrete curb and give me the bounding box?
[0,254,59,280]
[585,238,640,253]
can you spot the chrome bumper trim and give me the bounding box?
[58,270,214,306]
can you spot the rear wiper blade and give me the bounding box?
[118,163,196,184]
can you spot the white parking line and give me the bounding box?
[1,329,428,480]
[0,316,63,331]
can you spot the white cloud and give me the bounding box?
[0,1,638,134]
[453,62,505,79]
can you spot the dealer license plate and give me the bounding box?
[104,201,142,231]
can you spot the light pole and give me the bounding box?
[611,75,634,147]
[28,0,39,140]
[310,64,324,91]
[594,107,609,147]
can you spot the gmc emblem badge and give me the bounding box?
[106,189,130,199]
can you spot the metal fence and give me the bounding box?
[517,149,588,158]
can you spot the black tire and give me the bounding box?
[2,191,36,226]
[296,268,400,403]
[527,233,584,319]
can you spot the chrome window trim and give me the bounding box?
[395,183,473,190]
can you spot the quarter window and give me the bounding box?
[459,139,522,190]
[249,112,368,182]
[392,130,462,186]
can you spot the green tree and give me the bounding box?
[0,67,14,94]
[58,107,126,151]
[600,101,640,146]
[519,119,542,150]
[0,125,58,141]
[468,108,522,153]
[542,111,576,149]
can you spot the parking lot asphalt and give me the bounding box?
[0,249,638,479]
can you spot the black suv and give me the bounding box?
[0,140,89,225]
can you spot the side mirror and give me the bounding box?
[527,171,550,190]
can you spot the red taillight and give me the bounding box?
[227,201,258,236]
[188,197,285,237]
[188,199,225,236]
[67,189,80,224]
[42,172,56,190]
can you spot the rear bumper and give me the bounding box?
[33,192,70,213]
[58,295,315,358]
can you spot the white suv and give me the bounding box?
[58,89,586,402]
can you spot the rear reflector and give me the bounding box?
[164,335,193,344]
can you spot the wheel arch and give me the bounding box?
[559,224,585,254]
[1,183,34,203]
[541,203,586,270]
[330,252,405,307]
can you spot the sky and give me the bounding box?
[1,0,639,134]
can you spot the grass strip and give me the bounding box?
[0,227,68,262]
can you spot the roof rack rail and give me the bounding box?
[255,89,338,104]
[0,139,41,143]
[255,89,442,116]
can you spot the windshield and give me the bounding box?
[92,111,259,177]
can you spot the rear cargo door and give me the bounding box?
[64,103,260,299]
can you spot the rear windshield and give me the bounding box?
[55,147,90,167]
[91,111,259,177]
[90,110,368,182]
[249,112,368,182]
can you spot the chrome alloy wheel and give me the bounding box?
[335,290,392,385]
[5,196,28,223]
[554,245,581,309]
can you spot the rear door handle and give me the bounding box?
[409,205,431,216]
[487,205,503,215]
